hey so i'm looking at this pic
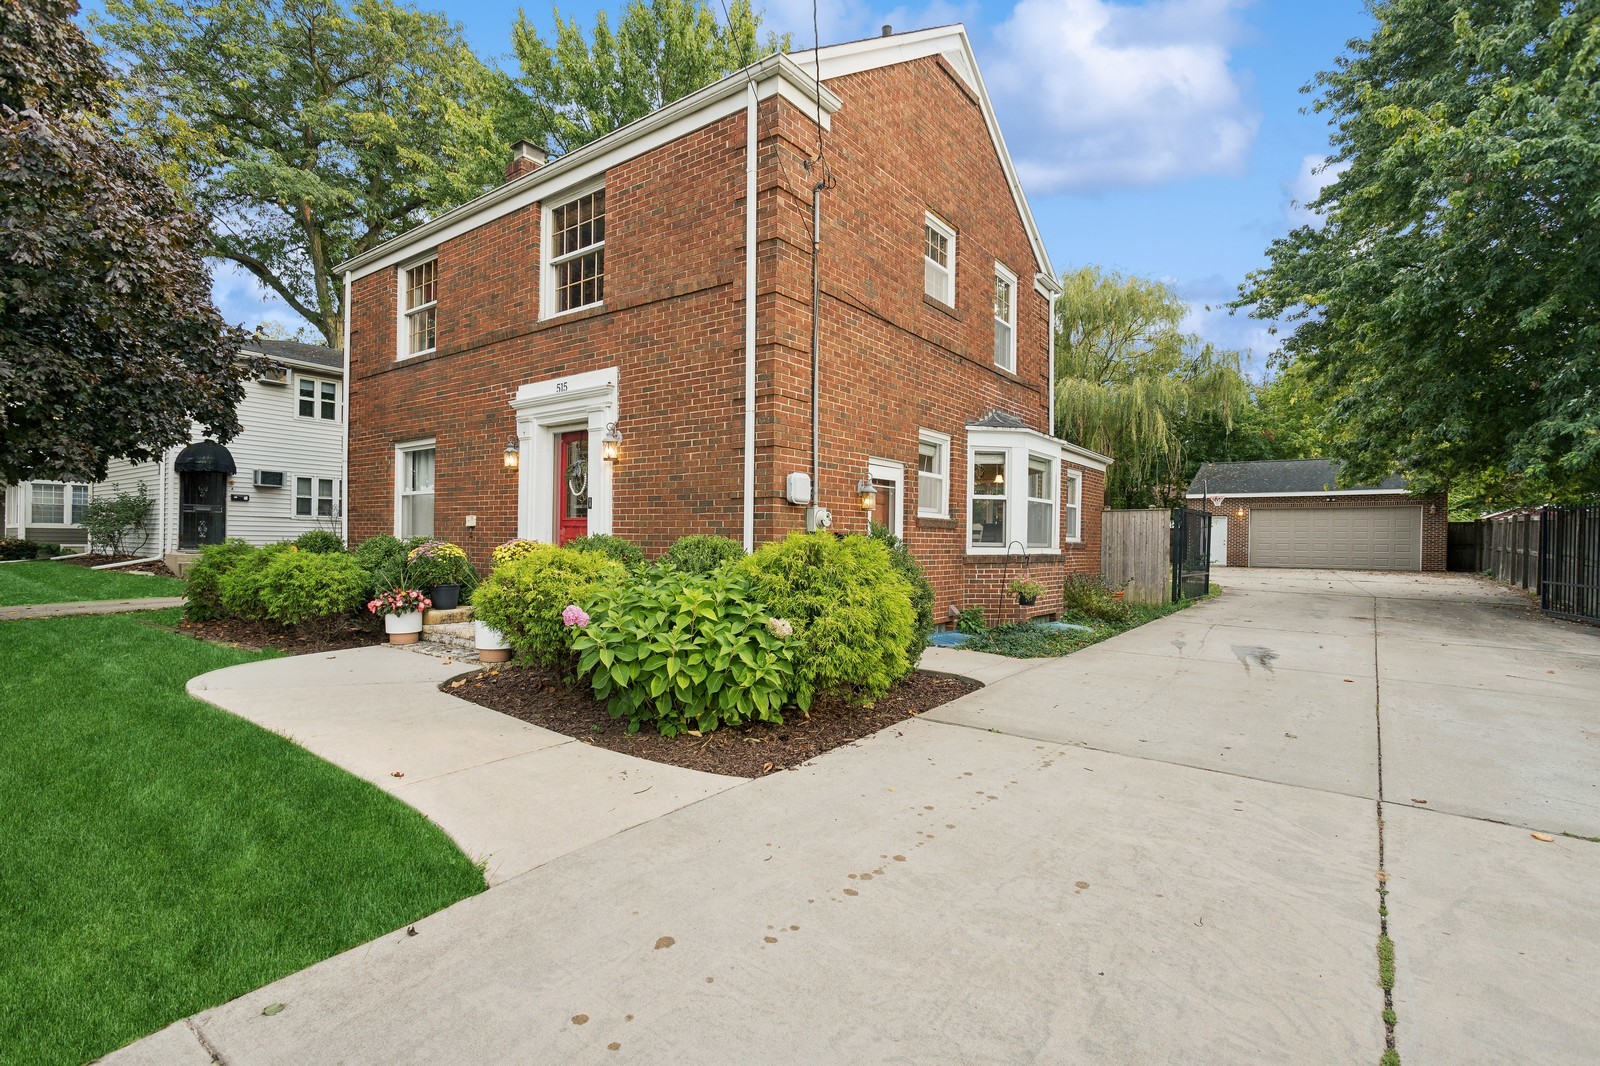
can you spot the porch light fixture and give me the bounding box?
[502,436,520,471]
[1235,507,1245,519]
[856,477,877,511]
[601,422,623,463]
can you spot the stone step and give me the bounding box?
[164,551,200,578]
[423,606,474,625]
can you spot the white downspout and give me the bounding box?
[742,82,758,552]
[341,271,352,547]
[1047,285,1059,437]
[157,453,168,556]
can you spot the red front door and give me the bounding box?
[557,430,590,545]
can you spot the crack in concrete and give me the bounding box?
[185,1018,226,1064]
[1373,597,1400,1065]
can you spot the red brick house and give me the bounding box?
[1188,460,1447,571]
[337,25,1110,619]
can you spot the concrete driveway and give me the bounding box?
[110,570,1600,1065]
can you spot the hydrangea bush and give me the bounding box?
[470,544,624,671]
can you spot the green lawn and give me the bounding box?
[0,610,485,1065]
[0,561,186,606]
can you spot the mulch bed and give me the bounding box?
[450,665,981,778]
[56,554,178,578]
[172,615,386,656]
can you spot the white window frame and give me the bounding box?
[916,429,951,519]
[294,476,339,520]
[1025,452,1057,550]
[966,427,1073,556]
[1064,470,1083,543]
[542,181,606,320]
[924,212,956,307]
[28,482,90,527]
[394,438,437,539]
[993,262,1017,372]
[295,375,341,422]
[968,449,1010,549]
[398,254,438,360]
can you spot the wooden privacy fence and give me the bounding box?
[1478,511,1541,592]
[1101,508,1171,606]
[1468,506,1599,622]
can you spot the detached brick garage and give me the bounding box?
[1187,460,1447,572]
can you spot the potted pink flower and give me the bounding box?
[368,588,432,644]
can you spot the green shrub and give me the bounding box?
[572,568,800,736]
[80,483,152,556]
[470,545,626,671]
[955,606,987,635]
[490,538,543,569]
[255,551,369,626]
[353,535,410,592]
[868,524,936,657]
[1062,573,1134,625]
[293,529,344,554]
[405,540,477,590]
[0,538,53,561]
[183,539,258,621]
[659,534,745,575]
[733,531,916,702]
[964,622,1092,658]
[217,542,296,621]
[568,533,646,572]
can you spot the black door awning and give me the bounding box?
[173,440,237,474]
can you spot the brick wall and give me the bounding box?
[1196,494,1448,571]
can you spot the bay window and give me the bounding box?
[965,425,1068,555]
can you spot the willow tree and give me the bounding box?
[1053,267,1250,508]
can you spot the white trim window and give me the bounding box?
[1064,470,1082,542]
[993,264,1016,372]
[1026,453,1056,549]
[397,442,436,538]
[969,450,1008,547]
[924,213,955,306]
[401,257,438,358]
[297,376,339,421]
[30,482,89,526]
[295,476,338,518]
[547,186,606,316]
[916,430,951,518]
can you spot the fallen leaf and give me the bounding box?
[390,771,404,778]
[1531,833,1555,842]
[572,1014,589,1025]
[1343,678,1355,683]
[1411,798,1427,804]
[654,936,675,950]
[1376,871,1389,883]
[1075,881,1089,889]
[262,1003,285,1017]
[761,761,773,774]
[406,926,418,937]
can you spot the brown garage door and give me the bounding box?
[1249,506,1422,570]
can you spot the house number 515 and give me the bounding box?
[554,381,568,392]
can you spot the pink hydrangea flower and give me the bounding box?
[561,604,590,627]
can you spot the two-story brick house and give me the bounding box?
[338,25,1110,618]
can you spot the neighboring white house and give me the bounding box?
[2,338,345,555]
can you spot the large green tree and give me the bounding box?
[0,0,247,484]
[1238,0,1600,498]
[95,0,526,346]
[512,0,786,154]
[1054,267,1251,508]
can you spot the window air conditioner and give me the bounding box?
[253,470,286,489]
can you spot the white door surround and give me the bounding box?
[510,367,618,543]
[867,457,904,538]
[1210,514,1228,567]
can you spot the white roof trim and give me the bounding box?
[968,424,1111,472]
[1183,488,1414,499]
[791,25,1056,283]
[336,54,842,281]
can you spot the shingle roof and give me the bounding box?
[245,336,342,371]
[968,409,1029,429]
[1187,459,1409,496]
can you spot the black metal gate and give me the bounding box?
[1540,506,1600,623]
[1171,507,1212,603]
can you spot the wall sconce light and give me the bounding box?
[856,477,877,511]
[502,436,520,471]
[1234,507,1245,519]
[601,422,623,463]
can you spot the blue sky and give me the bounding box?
[212,0,1376,377]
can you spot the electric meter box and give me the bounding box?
[785,472,812,506]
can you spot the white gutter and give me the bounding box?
[341,271,352,547]
[742,82,758,553]
[1046,283,1059,436]
[156,450,168,556]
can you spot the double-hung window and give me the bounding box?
[994,264,1016,372]
[548,187,605,315]
[916,430,950,518]
[295,477,337,518]
[30,482,89,525]
[1026,455,1055,549]
[970,451,1008,547]
[397,442,435,538]
[1064,470,1082,541]
[924,213,955,306]
[402,257,438,357]
[297,377,339,421]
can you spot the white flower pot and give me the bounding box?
[475,620,512,663]
[385,610,423,644]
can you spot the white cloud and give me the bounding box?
[1174,274,1279,376]
[210,260,318,340]
[985,0,1259,194]
[1283,152,1349,228]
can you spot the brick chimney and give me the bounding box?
[505,140,547,183]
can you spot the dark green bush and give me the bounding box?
[964,622,1093,658]
[1062,573,1134,625]
[0,538,53,561]
[471,544,626,671]
[955,607,987,635]
[868,524,935,657]
[353,534,409,592]
[254,551,369,626]
[216,542,296,621]
[572,568,799,736]
[659,534,745,575]
[183,539,258,621]
[293,529,344,554]
[733,531,916,702]
[568,533,646,572]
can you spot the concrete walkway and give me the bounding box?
[108,570,1600,1065]
[0,596,184,619]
